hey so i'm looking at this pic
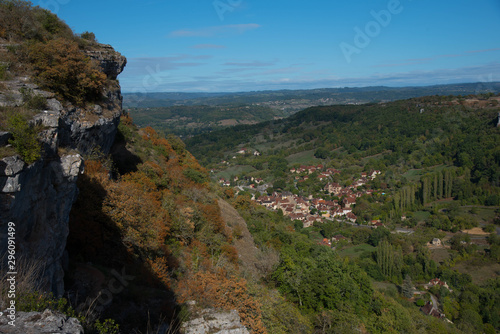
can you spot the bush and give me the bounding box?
[27,38,106,105]
[80,31,97,42]
[94,319,119,334]
[6,112,41,163]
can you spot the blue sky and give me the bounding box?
[39,0,500,93]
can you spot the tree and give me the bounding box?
[6,112,41,163]
[314,147,329,159]
[402,275,414,298]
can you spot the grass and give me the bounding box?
[361,151,389,164]
[461,206,498,223]
[285,149,318,165]
[402,164,450,182]
[372,281,398,291]
[215,165,256,180]
[412,211,431,222]
[429,248,451,265]
[254,137,295,152]
[453,258,500,285]
[338,244,376,258]
[0,145,17,159]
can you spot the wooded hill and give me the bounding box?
[123,83,500,137]
[186,94,500,187]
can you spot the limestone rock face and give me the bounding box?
[0,43,126,297]
[0,309,84,334]
[181,309,250,334]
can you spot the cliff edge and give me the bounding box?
[0,40,126,296]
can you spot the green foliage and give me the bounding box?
[314,147,329,159]
[128,104,279,138]
[6,112,41,163]
[80,31,97,42]
[94,319,119,334]
[0,0,74,42]
[183,167,208,184]
[401,274,414,298]
[416,298,426,307]
[16,291,78,317]
[376,239,402,280]
[16,291,120,334]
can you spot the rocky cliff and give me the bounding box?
[0,309,83,334]
[0,43,126,297]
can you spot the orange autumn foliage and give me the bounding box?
[141,126,174,156]
[147,257,171,288]
[73,121,255,332]
[103,178,168,251]
[84,160,110,184]
[177,270,267,334]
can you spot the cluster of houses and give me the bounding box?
[253,167,383,227]
[236,148,261,156]
[255,191,355,227]
[218,176,264,188]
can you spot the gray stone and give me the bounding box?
[0,309,84,334]
[0,156,25,176]
[1,174,21,192]
[47,98,63,112]
[181,309,250,334]
[0,43,126,297]
[94,104,103,115]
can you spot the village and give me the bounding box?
[219,164,382,228]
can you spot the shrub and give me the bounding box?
[0,1,73,42]
[27,38,106,105]
[94,319,119,334]
[6,112,41,163]
[80,31,97,42]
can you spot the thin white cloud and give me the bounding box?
[169,24,261,38]
[379,49,500,68]
[120,62,500,93]
[191,44,226,49]
[466,48,500,54]
[223,61,275,67]
[123,55,211,77]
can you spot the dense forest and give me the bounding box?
[186,94,500,190]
